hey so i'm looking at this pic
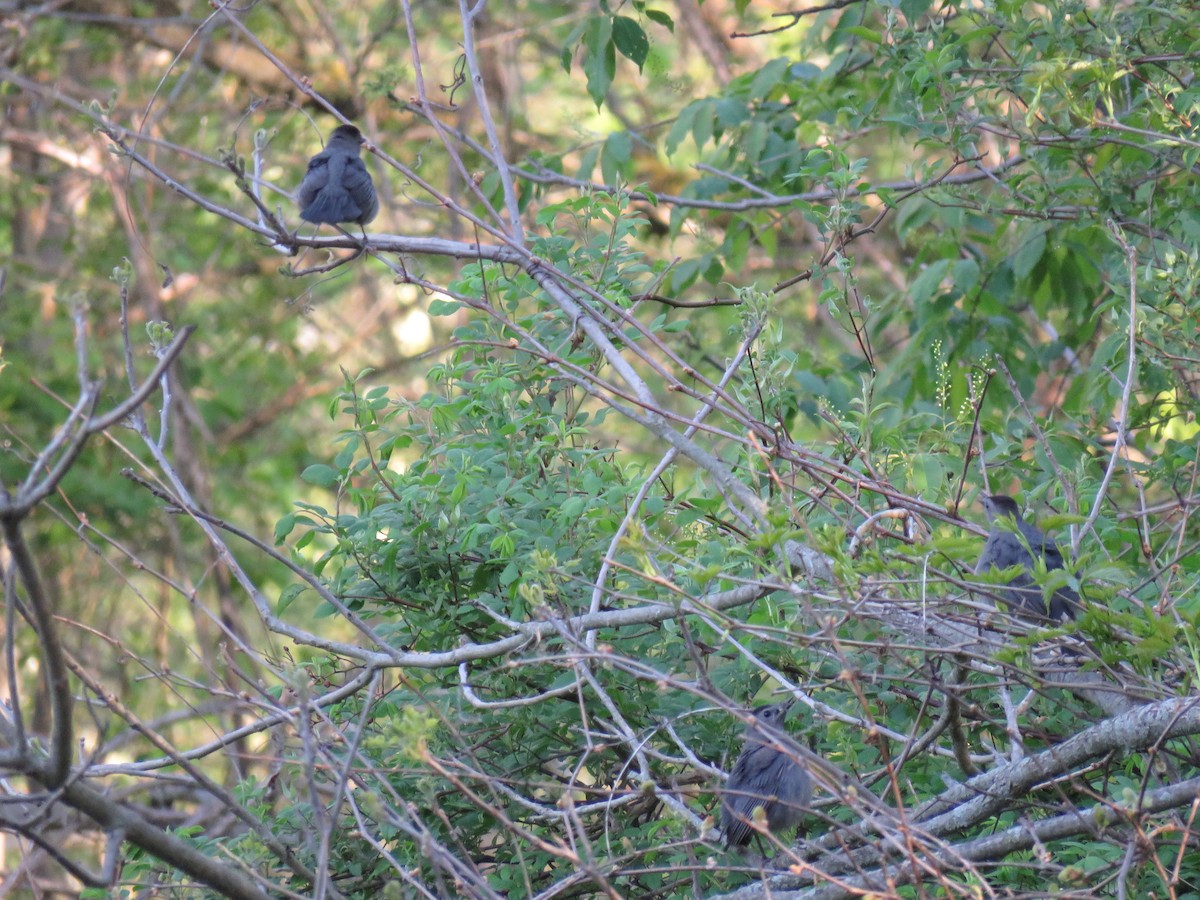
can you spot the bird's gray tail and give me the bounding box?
[302,188,361,224]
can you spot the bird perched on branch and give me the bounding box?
[721,699,812,849]
[296,124,378,228]
[975,494,1079,621]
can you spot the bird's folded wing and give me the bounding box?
[296,161,330,209]
[341,159,378,223]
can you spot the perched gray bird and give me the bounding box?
[296,124,378,228]
[975,494,1079,620]
[721,699,812,849]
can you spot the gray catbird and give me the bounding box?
[297,124,379,227]
[975,494,1079,620]
[721,699,812,849]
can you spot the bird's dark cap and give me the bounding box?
[753,697,797,716]
[330,124,365,144]
[982,494,1020,519]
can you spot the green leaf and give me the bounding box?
[748,57,790,100]
[845,25,883,43]
[612,16,649,70]
[951,258,980,293]
[560,19,587,72]
[789,61,822,80]
[301,464,340,487]
[560,496,588,519]
[665,101,701,155]
[601,131,633,185]
[900,0,933,19]
[274,512,297,543]
[276,583,306,614]
[1011,229,1047,280]
[576,143,601,179]
[908,259,950,304]
[583,16,616,107]
[645,9,673,31]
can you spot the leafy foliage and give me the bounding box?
[3,0,1200,898]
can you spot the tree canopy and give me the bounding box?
[3,0,1200,897]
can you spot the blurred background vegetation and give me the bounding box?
[2,0,1200,896]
